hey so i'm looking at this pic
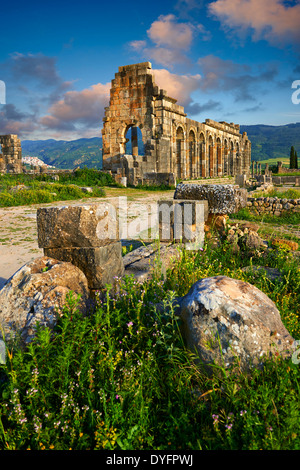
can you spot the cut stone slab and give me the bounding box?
[174,183,247,214]
[37,202,119,248]
[157,199,207,246]
[44,242,124,290]
[123,243,181,282]
[178,275,295,372]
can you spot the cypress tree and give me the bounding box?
[296,150,298,169]
[290,146,296,169]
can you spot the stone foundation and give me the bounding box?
[247,197,300,216]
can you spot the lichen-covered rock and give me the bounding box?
[37,203,119,249]
[174,183,247,214]
[44,242,124,290]
[0,256,90,347]
[179,276,295,372]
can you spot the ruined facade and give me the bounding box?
[102,62,251,184]
[0,134,22,173]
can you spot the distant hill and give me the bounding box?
[240,122,300,162]
[21,123,300,169]
[21,137,103,169]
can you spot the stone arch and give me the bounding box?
[123,124,145,156]
[176,126,185,179]
[216,137,221,177]
[208,134,214,177]
[188,129,196,179]
[223,138,228,175]
[199,132,205,177]
[229,140,234,175]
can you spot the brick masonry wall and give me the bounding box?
[247,197,300,216]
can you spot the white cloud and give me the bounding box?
[209,0,300,45]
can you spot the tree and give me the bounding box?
[290,146,296,169]
[296,150,298,169]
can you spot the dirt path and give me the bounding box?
[0,190,174,289]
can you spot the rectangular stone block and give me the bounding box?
[174,184,247,214]
[158,199,206,247]
[44,242,124,290]
[37,203,119,249]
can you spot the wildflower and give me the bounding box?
[127,321,133,327]
[240,410,247,416]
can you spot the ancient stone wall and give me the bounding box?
[102,62,251,184]
[247,196,300,216]
[0,134,23,173]
[277,161,300,174]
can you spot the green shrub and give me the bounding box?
[0,240,299,450]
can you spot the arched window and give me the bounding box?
[176,127,184,179]
[208,135,214,177]
[199,132,205,177]
[188,130,196,179]
[125,125,144,156]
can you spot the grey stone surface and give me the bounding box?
[174,183,247,214]
[178,276,295,371]
[44,242,124,290]
[0,256,90,348]
[37,202,119,248]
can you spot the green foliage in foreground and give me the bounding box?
[252,188,300,199]
[0,169,118,207]
[0,239,300,450]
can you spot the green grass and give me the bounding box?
[0,169,116,207]
[233,207,300,226]
[0,236,300,450]
[252,188,300,199]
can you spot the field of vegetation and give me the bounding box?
[0,170,300,450]
[0,214,300,450]
[0,169,117,207]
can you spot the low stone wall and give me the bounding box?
[247,196,300,216]
[272,175,300,185]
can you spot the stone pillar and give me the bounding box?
[131,126,138,157]
[217,145,222,176]
[37,204,124,292]
[209,145,214,177]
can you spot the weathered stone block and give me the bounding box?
[44,242,124,290]
[158,199,207,247]
[174,183,247,214]
[37,203,119,248]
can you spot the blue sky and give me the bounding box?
[0,0,300,140]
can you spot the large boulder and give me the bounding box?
[179,276,295,372]
[174,183,247,214]
[0,256,90,348]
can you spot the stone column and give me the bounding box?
[131,126,138,157]
[217,145,222,176]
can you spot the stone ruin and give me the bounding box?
[0,182,297,370]
[102,62,252,186]
[0,134,22,174]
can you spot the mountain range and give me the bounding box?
[21,122,300,170]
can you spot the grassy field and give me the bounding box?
[0,171,300,450]
[0,219,300,450]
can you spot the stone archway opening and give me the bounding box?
[176,127,184,179]
[188,130,196,179]
[124,125,144,157]
[208,135,214,177]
